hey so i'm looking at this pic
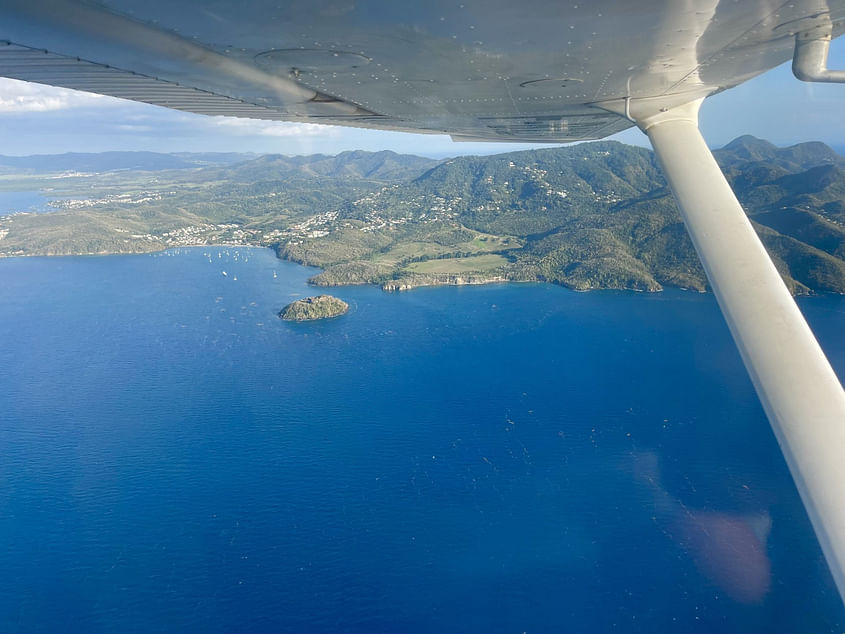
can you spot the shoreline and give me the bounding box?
[2,243,834,297]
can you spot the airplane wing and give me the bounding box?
[1,0,843,142]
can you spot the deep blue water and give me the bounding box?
[1,247,845,632]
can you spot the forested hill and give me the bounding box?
[282,136,845,294]
[1,137,844,295]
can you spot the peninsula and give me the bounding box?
[280,295,349,321]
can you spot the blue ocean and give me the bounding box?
[1,247,844,632]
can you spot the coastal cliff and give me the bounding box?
[381,272,511,291]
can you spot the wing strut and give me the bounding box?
[641,99,845,601]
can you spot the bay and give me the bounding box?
[0,191,53,216]
[1,247,844,632]
[0,191,82,216]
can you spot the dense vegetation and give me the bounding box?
[2,137,845,294]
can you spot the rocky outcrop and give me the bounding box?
[280,295,349,321]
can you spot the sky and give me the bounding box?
[0,39,843,158]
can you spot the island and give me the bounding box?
[280,295,349,321]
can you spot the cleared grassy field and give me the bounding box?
[405,254,510,274]
[374,241,455,265]
[374,232,520,265]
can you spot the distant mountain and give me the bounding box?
[171,152,258,166]
[716,135,845,172]
[717,135,781,163]
[0,149,437,178]
[219,150,440,181]
[0,151,253,173]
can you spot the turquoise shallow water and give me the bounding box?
[1,247,844,632]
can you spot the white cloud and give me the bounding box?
[210,116,339,138]
[0,77,117,112]
[112,123,157,133]
[0,79,343,144]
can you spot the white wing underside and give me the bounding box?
[1,0,844,142]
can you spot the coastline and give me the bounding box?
[3,242,833,297]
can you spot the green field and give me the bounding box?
[405,254,510,274]
[371,232,519,266]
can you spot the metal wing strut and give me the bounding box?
[641,99,845,599]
